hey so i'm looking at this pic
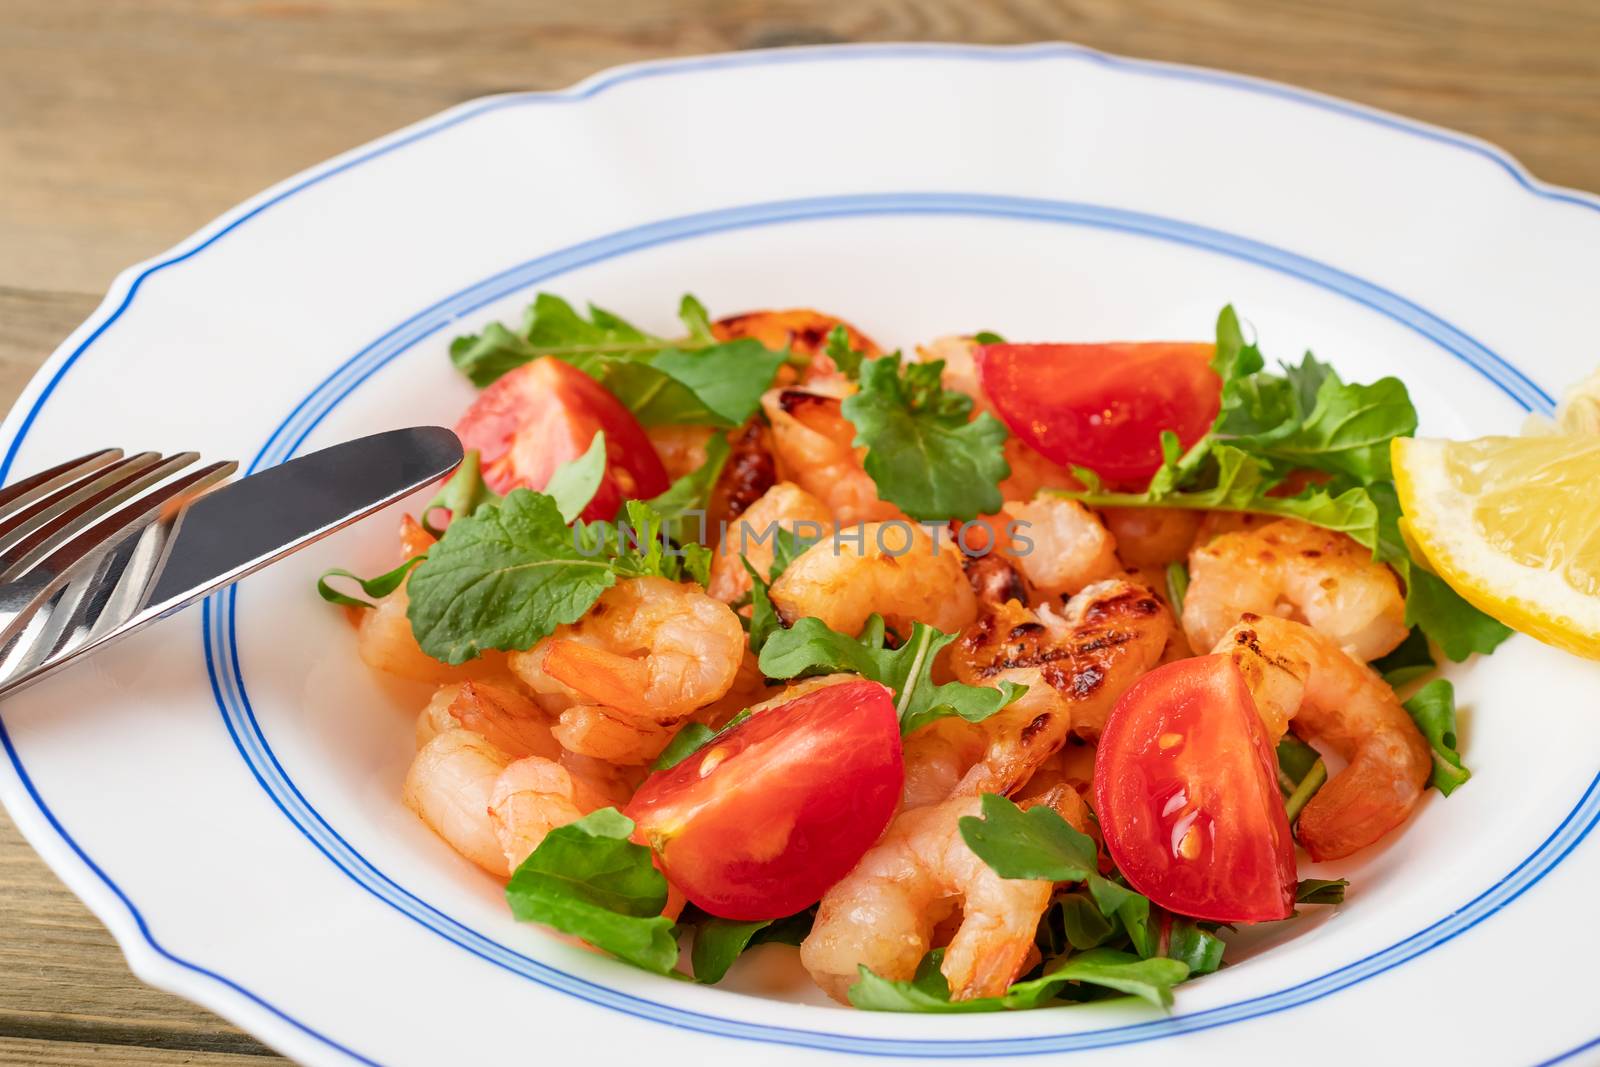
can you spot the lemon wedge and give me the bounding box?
[1393,434,1600,660]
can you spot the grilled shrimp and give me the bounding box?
[997,495,1121,600]
[706,481,832,603]
[1184,518,1407,661]
[932,579,1172,793]
[801,787,1090,1003]
[770,521,977,637]
[507,578,744,763]
[714,308,881,385]
[761,385,903,525]
[1215,614,1432,860]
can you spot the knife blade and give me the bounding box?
[0,425,462,697]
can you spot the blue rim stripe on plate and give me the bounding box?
[208,192,1596,1055]
[0,43,1596,1065]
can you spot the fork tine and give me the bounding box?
[0,452,198,581]
[0,449,124,525]
[0,460,236,659]
[0,451,165,556]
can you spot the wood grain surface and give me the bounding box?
[1,1,1596,1063]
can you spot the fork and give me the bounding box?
[0,449,236,696]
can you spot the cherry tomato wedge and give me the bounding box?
[454,356,669,522]
[975,342,1221,485]
[624,680,903,921]
[1095,655,1296,923]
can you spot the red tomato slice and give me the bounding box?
[624,680,903,921]
[454,357,669,522]
[1094,655,1296,923]
[975,342,1221,485]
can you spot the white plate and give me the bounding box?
[4,43,1600,1067]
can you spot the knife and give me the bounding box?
[0,425,462,698]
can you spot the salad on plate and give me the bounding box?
[319,293,1595,1012]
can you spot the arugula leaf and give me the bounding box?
[407,489,616,664]
[740,557,783,653]
[973,330,1006,345]
[1373,625,1435,689]
[841,352,1011,520]
[1295,878,1349,905]
[758,617,1025,734]
[1283,757,1327,824]
[1244,369,1417,484]
[651,710,751,773]
[651,723,716,772]
[505,808,678,974]
[542,431,607,523]
[451,294,658,386]
[849,948,1189,1013]
[608,499,713,585]
[1404,567,1513,662]
[644,435,730,547]
[316,557,423,609]
[1165,919,1226,976]
[690,918,770,984]
[1165,561,1189,616]
[1059,892,1118,950]
[1402,679,1471,795]
[1276,735,1322,792]
[824,325,866,379]
[451,293,785,428]
[420,448,500,536]
[957,793,1098,882]
[678,293,715,344]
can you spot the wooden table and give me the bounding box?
[2,1,1597,1062]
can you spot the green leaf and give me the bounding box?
[1295,878,1350,905]
[1257,372,1416,485]
[1165,919,1226,976]
[1165,561,1189,616]
[850,944,1189,1014]
[759,617,1024,734]
[1283,757,1327,824]
[543,431,608,523]
[768,526,818,582]
[407,489,617,664]
[647,340,787,426]
[1276,734,1322,791]
[420,448,501,536]
[740,557,782,653]
[957,793,1099,882]
[645,434,730,546]
[651,723,717,772]
[1374,625,1436,689]
[1059,892,1117,950]
[505,808,679,974]
[1404,567,1513,663]
[1114,892,1157,959]
[972,330,1006,345]
[608,499,712,585]
[841,352,1011,520]
[678,293,715,344]
[451,294,657,386]
[1402,679,1471,795]
[316,557,423,609]
[690,918,770,984]
[824,325,866,380]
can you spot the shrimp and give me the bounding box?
[761,385,904,524]
[415,680,562,761]
[714,308,881,385]
[402,730,515,876]
[936,580,1172,791]
[507,578,744,763]
[769,521,977,637]
[801,787,1090,1003]
[1184,518,1408,661]
[707,419,777,529]
[1102,507,1202,567]
[996,495,1121,600]
[645,424,715,481]
[488,756,611,870]
[706,481,832,603]
[1215,614,1432,860]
